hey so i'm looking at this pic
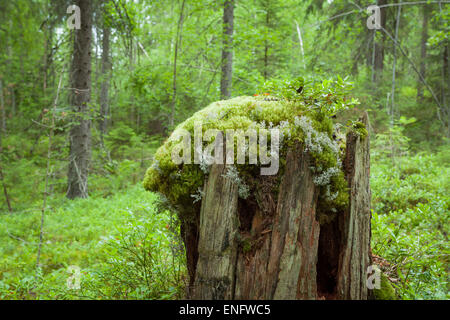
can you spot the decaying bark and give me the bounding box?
[192,162,240,299]
[185,113,372,300]
[336,112,372,299]
[234,144,320,300]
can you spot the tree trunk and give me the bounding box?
[417,5,429,100]
[390,0,402,133]
[442,44,449,138]
[192,160,240,299]
[220,0,234,100]
[10,85,15,117]
[0,79,11,213]
[0,79,5,133]
[186,113,372,300]
[263,8,270,81]
[99,19,111,142]
[0,136,12,213]
[336,112,372,299]
[373,0,387,82]
[67,0,92,199]
[42,0,55,94]
[169,0,186,128]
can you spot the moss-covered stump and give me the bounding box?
[188,113,371,300]
[143,88,372,300]
[373,273,398,300]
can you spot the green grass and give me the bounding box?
[0,185,186,300]
[371,148,449,299]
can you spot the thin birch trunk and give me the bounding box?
[390,1,401,164]
[417,5,429,100]
[295,20,306,70]
[169,0,186,127]
[36,66,64,274]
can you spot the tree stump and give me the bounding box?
[184,113,372,300]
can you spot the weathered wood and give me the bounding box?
[336,112,372,299]
[265,144,319,300]
[187,114,372,300]
[182,217,199,295]
[233,144,319,299]
[192,163,240,299]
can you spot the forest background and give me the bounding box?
[0,0,448,300]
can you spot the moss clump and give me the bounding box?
[373,273,398,300]
[241,238,253,253]
[350,121,368,139]
[144,78,358,221]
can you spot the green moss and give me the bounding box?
[241,238,252,253]
[144,89,353,221]
[351,121,368,139]
[374,273,398,300]
[311,148,338,171]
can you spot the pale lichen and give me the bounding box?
[143,85,355,219]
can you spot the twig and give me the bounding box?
[35,66,65,283]
[31,119,53,129]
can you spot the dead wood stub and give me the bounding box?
[186,113,372,300]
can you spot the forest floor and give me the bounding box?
[0,149,448,300]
